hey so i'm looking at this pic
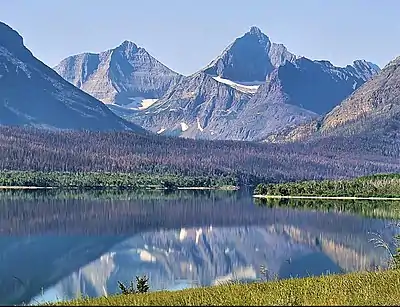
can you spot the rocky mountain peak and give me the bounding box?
[0,22,32,60]
[384,55,400,69]
[248,26,263,36]
[114,40,142,56]
[246,26,270,44]
[54,39,182,106]
[119,40,138,49]
[202,26,295,82]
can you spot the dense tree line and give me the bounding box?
[254,174,400,197]
[0,127,398,185]
[0,171,237,189]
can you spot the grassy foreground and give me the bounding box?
[49,270,400,306]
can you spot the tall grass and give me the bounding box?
[47,269,400,306]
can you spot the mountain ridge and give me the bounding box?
[0,21,146,132]
[54,40,183,107]
[263,54,400,144]
[119,26,380,140]
[202,26,297,82]
[52,25,382,141]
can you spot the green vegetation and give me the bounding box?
[47,269,400,306]
[0,171,238,190]
[118,276,150,295]
[255,197,400,219]
[254,173,400,198]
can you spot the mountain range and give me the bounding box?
[54,25,383,141]
[265,56,400,143]
[1,20,399,147]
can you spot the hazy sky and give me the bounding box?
[1,0,399,75]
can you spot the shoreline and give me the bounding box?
[253,194,400,201]
[0,186,55,190]
[0,185,239,191]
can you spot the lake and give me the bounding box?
[0,189,398,305]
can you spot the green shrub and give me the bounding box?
[118,275,150,295]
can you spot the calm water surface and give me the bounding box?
[0,189,398,305]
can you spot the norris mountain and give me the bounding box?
[112,26,380,141]
[54,40,182,108]
[0,21,145,132]
[264,55,400,144]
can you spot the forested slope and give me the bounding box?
[0,127,398,184]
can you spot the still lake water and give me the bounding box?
[0,189,399,305]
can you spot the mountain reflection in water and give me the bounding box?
[0,189,397,306]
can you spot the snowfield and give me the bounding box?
[212,76,263,94]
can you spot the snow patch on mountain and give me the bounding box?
[140,99,159,110]
[181,122,189,132]
[212,76,262,94]
[197,118,204,132]
[157,127,166,134]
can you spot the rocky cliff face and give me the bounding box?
[202,26,297,82]
[0,22,145,132]
[52,25,381,141]
[54,40,182,107]
[264,56,400,143]
[124,57,379,141]
[270,58,381,115]
[117,27,380,141]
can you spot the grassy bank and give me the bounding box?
[254,173,400,198]
[0,171,239,190]
[48,269,400,306]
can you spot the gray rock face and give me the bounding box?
[203,26,296,82]
[54,41,182,106]
[264,55,400,143]
[51,24,381,141]
[128,72,253,139]
[124,71,315,141]
[125,57,379,141]
[0,22,144,132]
[271,57,381,114]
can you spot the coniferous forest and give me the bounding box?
[0,126,398,186]
[254,173,400,197]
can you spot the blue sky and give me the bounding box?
[1,0,399,75]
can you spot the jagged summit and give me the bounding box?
[116,40,140,52]
[249,26,262,34]
[247,26,267,38]
[202,26,296,82]
[54,39,182,106]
